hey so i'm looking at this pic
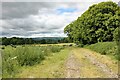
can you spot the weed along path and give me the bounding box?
[15,47,118,78]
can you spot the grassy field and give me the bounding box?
[1,42,118,78]
[15,47,71,78]
[1,44,65,78]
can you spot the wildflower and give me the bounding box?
[11,56,17,60]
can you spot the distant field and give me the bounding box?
[31,43,75,46]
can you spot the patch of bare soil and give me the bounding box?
[65,51,81,78]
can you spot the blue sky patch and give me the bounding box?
[57,7,77,14]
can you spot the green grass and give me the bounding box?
[84,42,118,60]
[1,45,64,78]
[0,45,1,78]
[15,47,70,78]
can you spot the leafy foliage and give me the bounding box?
[113,27,120,60]
[64,1,120,45]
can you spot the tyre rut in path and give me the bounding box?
[65,51,81,78]
[65,48,118,78]
[79,49,118,78]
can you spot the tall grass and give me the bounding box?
[84,42,119,60]
[2,45,64,78]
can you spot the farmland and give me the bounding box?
[1,42,118,78]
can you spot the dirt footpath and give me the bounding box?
[65,51,81,78]
[65,48,118,78]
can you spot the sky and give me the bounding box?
[0,0,120,38]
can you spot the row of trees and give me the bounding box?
[1,37,70,45]
[64,1,120,46]
[1,37,33,45]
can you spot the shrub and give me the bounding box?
[113,27,120,60]
[15,46,46,66]
[50,46,63,53]
[113,27,119,45]
[2,48,19,78]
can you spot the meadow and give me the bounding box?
[1,41,119,78]
[1,44,65,78]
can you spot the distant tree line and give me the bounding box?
[1,37,70,45]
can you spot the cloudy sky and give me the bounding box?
[1,0,119,38]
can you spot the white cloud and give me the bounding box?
[1,1,119,37]
[2,0,120,3]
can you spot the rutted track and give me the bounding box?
[65,48,118,78]
[80,49,118,78]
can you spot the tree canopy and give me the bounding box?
[64,1,120,45]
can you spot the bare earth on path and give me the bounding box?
[65,48,118,78]
[65,51,81,78]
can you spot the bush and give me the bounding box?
[2,48,19,78]
[50,46,63,53]
[113,27,120,60]
[113,27,119,45]
[15,46,45,66]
